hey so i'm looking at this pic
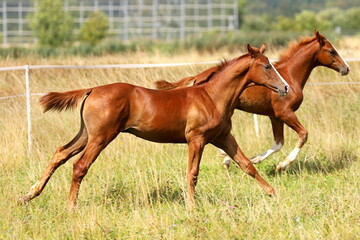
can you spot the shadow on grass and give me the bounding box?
[266,149,358,176]
[105,182,184,206]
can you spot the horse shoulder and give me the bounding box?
[185,88,222,137]
[271,87,303,118]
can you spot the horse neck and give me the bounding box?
[203,69,249,116]
[280,42,319,90]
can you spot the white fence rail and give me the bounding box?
[1,59,360,151]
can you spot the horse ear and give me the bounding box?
[247,44,258,58]
[259,43,266,54]
[315,30,325,46]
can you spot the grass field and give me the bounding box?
[0,48,359,239]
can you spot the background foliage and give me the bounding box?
[79,11,109,46]
[29,0,73,47]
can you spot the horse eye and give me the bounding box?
[264,65,271,70]
[329,50,336,55]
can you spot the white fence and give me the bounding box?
[1,59,360,151]
[0,0,238,44]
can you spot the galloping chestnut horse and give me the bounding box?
[18,45,289,209]
[155,31,350,171]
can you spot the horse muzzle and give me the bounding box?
[340,66,350,76]
[279,85,289,97]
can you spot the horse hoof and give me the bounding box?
[250,156,262,164]
[275,163,286,172]
[269,189,276,197]
[17,195,30,205]
[222,162,230,170]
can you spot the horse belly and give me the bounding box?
[126,128,187,143]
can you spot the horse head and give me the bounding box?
[314,31,350,76]
[246,44,289,97]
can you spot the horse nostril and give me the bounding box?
[347,66,350,72]
[285,85,289,93]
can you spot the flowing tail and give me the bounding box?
[39,89,92,113]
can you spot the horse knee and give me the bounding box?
[72,161,89,182]
[299,130,308,146]
[52,146,69,165]
[187,169,199,186]
[240,160,257,177]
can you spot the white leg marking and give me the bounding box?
[251,142,283,164]
[276,146,301,171]
[286,146,301,163]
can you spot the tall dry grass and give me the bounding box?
[0,47,359,239]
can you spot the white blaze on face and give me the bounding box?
[269,61,289,91]
[331,44,350,69]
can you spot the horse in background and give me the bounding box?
[155,31,350,171]
[18,44,289,210]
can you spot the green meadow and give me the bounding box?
[0,51,359,239]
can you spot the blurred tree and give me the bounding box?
[294,10,331,31]
[317,8,346,31]
[79,11,109,46]
[325,0,360,9]
[237,0,248,28]
[244,0,358,19]
[341,8,360,33]
[241,15,272,31]
[29,0,73,47]
[274,16,296,31]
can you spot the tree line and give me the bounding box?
[238,0,360,34]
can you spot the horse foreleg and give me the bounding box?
[186,136,205,210]
[276,112,308,171]
[250,117,284,164]
[18,129,88,205]
[213,133,275,197]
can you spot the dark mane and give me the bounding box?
[274,36,318,67]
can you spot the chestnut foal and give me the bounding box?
[155,31,350,171]
[18,45,288,210]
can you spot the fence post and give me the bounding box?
[18,1,23,43]
[152,0,158,39]
[2,1,8,44]
[123,0,129,40]
[234,0,239,29]
[79,0,84,26]
[253,114,259,137]
[25,65,32,152]
[109,0,113,30]
[180,0,185,39]
[207,0,212,30]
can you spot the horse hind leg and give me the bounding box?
[276,119,307,171]
[67,135,112,210]
[18,124,88,205]
[250,117,284,164]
